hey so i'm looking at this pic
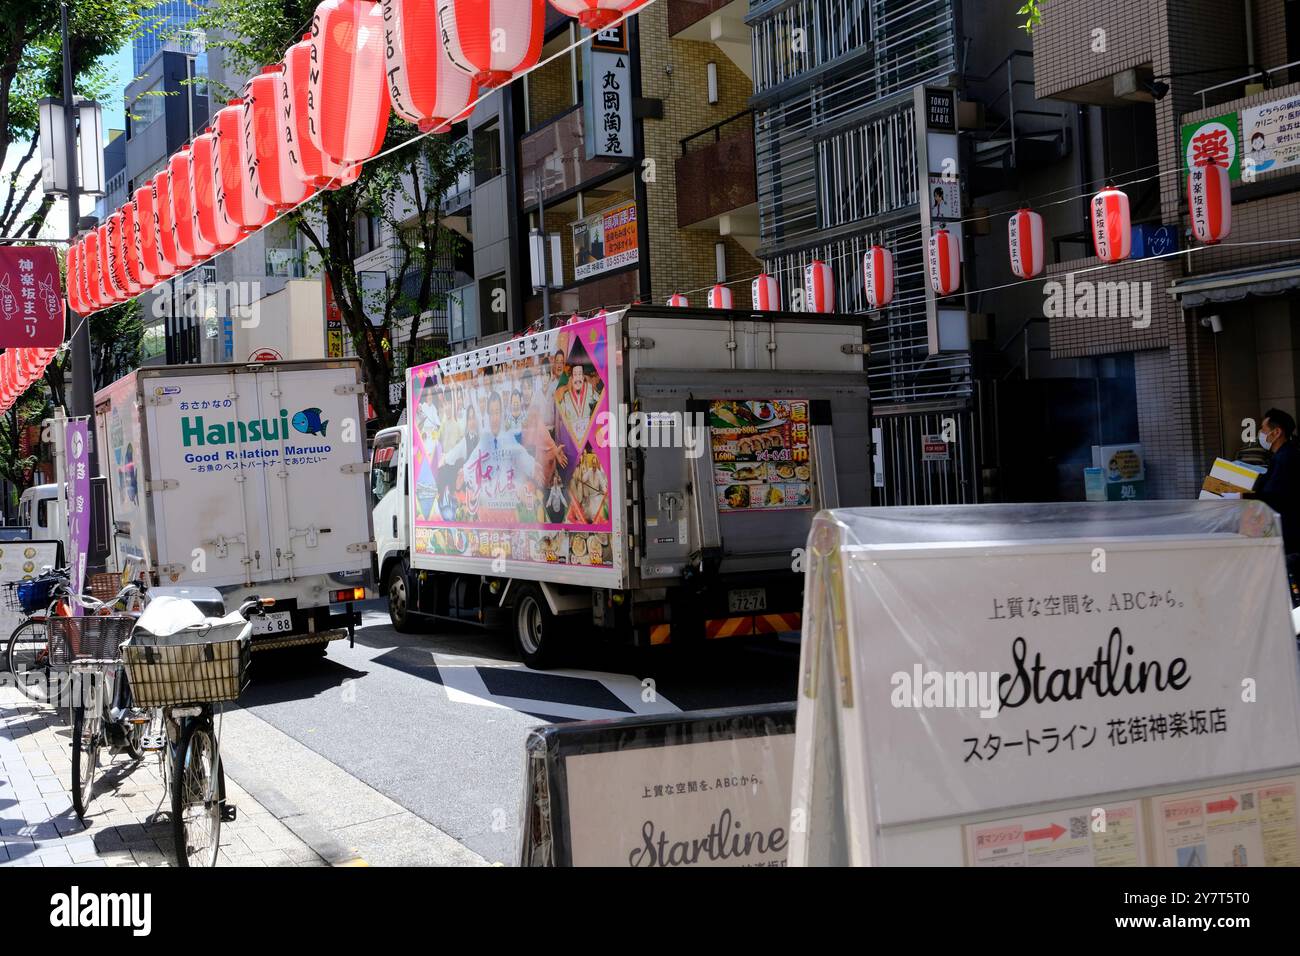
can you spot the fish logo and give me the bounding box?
[291,407,329,437]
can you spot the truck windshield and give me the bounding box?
[371,436,399,505]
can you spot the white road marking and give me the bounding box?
[430,652,680,720]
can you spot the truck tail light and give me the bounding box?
[633,603,666,624]
[331,587,366,603]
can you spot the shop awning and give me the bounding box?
[1169,259,1300,307]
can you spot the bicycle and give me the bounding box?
[47,611,146,819]
[123,594,270,867]
[5,574,145,707]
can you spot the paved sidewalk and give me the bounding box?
[0,686,329,867]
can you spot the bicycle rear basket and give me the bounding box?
[121,625,249,707]
[47,615,135,665]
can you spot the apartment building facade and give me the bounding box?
[1032,0,1300,499]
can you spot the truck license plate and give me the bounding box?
[252,612,294,635]
[728,589,767,613]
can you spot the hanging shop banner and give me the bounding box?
[324,274,344,358]
[709,400,812,512]
[520,705,797,867]
[0,246,64,348]
[571,199,639,282]
[1241,95,1300,176]
[407,316,619,583]
[65,419,91,614]
[582,23,633,160]
[1181,112,1241,180]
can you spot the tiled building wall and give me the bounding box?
[638,1,761,308]
[1034,0,1257,499]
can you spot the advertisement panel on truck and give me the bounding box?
[407,315,624,587]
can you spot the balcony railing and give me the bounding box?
[676,110,757,227]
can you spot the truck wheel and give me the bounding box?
[387,561,415,633]
[514,585,560,669]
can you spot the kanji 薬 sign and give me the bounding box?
[1181,113,1241,180]
[0,246,64,348]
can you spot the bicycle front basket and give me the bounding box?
[16,577,56,614]
[47,615,135,665]
[121,626,249,707]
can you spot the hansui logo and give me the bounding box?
[182,408,292,447]
[49,886,151,936]
[291,407,329,437]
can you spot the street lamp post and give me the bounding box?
[61,2,95,445]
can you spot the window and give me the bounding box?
[129,83,164,133]
[370,433,401,506]
[478,273,508,335]
[354,214,381,256]
[473,121,502,185]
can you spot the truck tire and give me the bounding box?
[387,560,416,633]
[514,584,560,669]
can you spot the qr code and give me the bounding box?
[1241,792,1255,811]
[1070,815,1088,839]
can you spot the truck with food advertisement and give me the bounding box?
[375,305,870,667]
[93,359,375,652]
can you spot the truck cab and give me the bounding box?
[19,483,64,540]
[372,425,411,627]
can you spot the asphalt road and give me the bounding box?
[234,601,800,864]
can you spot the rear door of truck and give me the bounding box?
[248,362,372,581]
[141,366,276,587]
[626,311,870,578]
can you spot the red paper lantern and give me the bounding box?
[99,223,124,302]
[77,237,99,313]
[751,274,780,311]
[130,191,158,287]
[862,245,894,310]
[249,67,311,209]
[707,284,732,309]
[171,148,211,260]
[438,0,546,89]
[92,226,115,305]
[1189,161,1231,245]
[384,0,478,133]
[665,292,688,307]
[927,227,961,295]
[112,211,140,295]
[309,0,390,165]
[804,259,834,313]
[1007,208,1044,279]
[1090,185,1131,263]
[65,243,82,315]
[547,0,649,29]
[191,128,234,252]
[282,34,363,190]
[215,101,274,231]
[120,202,145,289]
[154,170,192,271]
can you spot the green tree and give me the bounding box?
[0,389,51,509]
[0,0,151,240]
[194,0,471,428]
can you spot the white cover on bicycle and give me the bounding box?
[134,596,249,641]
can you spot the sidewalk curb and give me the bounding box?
[220,762,367,867]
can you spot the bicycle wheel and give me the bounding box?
[171,718,224,868]
[5,618,51,703]
[71,702,101,819]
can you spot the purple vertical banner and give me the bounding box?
[66,420,90,616]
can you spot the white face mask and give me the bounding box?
[1260,429,1275,450]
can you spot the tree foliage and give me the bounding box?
[195,0,470,429]
[0,0,151,241]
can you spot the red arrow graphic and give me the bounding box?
[1024,823,1067,842]
[1207,796,1239,814]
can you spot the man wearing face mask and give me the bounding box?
[1249,409,1300,565]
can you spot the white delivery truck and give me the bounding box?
[94,358,375,652]
[373,305,871,667]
